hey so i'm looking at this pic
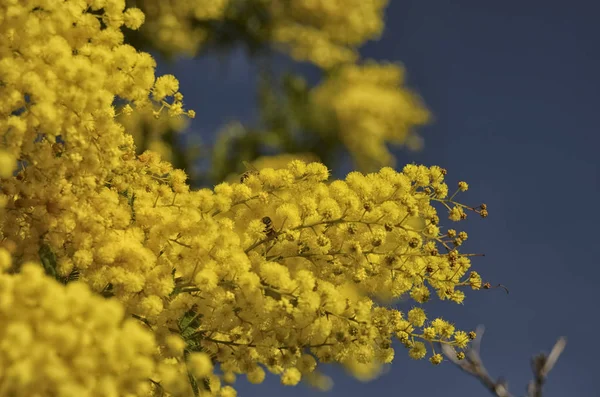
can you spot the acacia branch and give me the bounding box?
[440,325,566,397]
[527,336,567,397]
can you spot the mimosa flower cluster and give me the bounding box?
[0,1,488,396]
[0,257,158,397]
[309,62,431,171]
[129,0,387,69]
[222,153,320,183]
[269,0,388,68]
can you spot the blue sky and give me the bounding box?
[157,1,599,396]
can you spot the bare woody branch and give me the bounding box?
[527,336,567,397]
[440,325,566,397]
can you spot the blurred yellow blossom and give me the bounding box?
[310,61,430,171]
[270,0,389,68]
[0,150,16,179]
[129,0,388,69]
[117,102,190,163]
[0,262,158,396]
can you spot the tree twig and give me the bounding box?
[441,326,513,397]
[440,325,566,397]
[527,337,567,397]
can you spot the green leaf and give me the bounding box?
[38,243,57,279]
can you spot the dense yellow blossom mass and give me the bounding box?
[0,259,158,396]
[0,1,488,396]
